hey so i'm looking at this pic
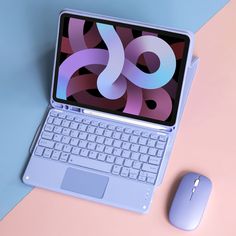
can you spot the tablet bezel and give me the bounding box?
[52,11,192,127]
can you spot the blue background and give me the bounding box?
[0,0,229,220]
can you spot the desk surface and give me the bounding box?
[0,1,236,236]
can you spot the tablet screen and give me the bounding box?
[53,13,190,126]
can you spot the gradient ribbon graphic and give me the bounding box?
[58,18,181,121]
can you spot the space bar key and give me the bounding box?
[68,155,113,173]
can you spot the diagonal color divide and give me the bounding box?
[0,0,229,220]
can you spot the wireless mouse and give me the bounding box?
[169,172,212,231]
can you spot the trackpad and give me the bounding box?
[61,168,109,199]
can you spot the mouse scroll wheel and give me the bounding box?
[194,179,200,187]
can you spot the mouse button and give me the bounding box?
[193,178,200,187]
[199,175,212,189]
[181,175,198,196]
[193,176,212,202]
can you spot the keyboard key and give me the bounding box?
[129,168,139,179]
[61,120,70,128]
[104,138,113,146]
[139,137,147,145]
[91,120,99,126]
[131,144,139,152]
[113,148,122,156]
[75,116,82,122]
[122,150,131,158]
[68,155,112,173]
[70,130,79,138]
[112,165,121,175]
[141,132,149,138]
[47,116,54,124]
[78,132,88,140]
[121,167,129,177]
[142,163,159,174]
[70,122,79,130]
[157,149,164,157]
[116,126,124,132]
[95,128,104,135]
[53,134,62,142]
[34,146,44,156]
[58,113,66,119]
[113,132,121,139]
[96,144,105,152]
[87,142,96,150]
[121,133,129,141]
[149,157,162,165]
[147,177,156,184]
[130,152,140,160]
[78,124,87,131]
[156,141,166,149]
[97,153,106,161]
[87,126,96,133]
[62,136,70,144]
[79,140,88,148]
[80,149,89,157]
[150,133,159,139]
[115,157,124,165]
[62,128,71,136]
[39,139,54,148]
[99,122,107,128]
[159,135,168,142]
[71,147,81,155]
[130,135,139,143]
[140,154,149,162]
[133,161,142,169]
[50,110,58,117]
[113,140,122,148]
[124,128,132,134]
[89,151,98,159]
[55,143,63,151]
[104,146,113,154]
[60,153,69,162]
[63,145,72,153]
[96,136,105,144]
[147,139,156,147]
[106,155,115,163]
[53,118,62,126]
[103,129,112,137]
[147,173,157,184]
[82,119,90,124]
[140,146,148,154]
[122,142,131,150]
[70,138,79,146]
[51,150,61,160]
[66,114,74,121]
[108,124,115,130]
[54,126,62,134]
[124,159,133,167]
[43,148,52,158]
[87,134,96,142]
[133,130,142,136]
[148,148,157,156]
[44,124,54,132]
[42,131,53,140]
[138,172,146,182]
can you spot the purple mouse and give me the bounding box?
[169,172,212,231]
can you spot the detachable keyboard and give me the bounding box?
[33,109,168,185]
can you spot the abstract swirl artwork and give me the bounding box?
[56,17,186,122]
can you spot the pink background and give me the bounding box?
[1,1,236,235]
